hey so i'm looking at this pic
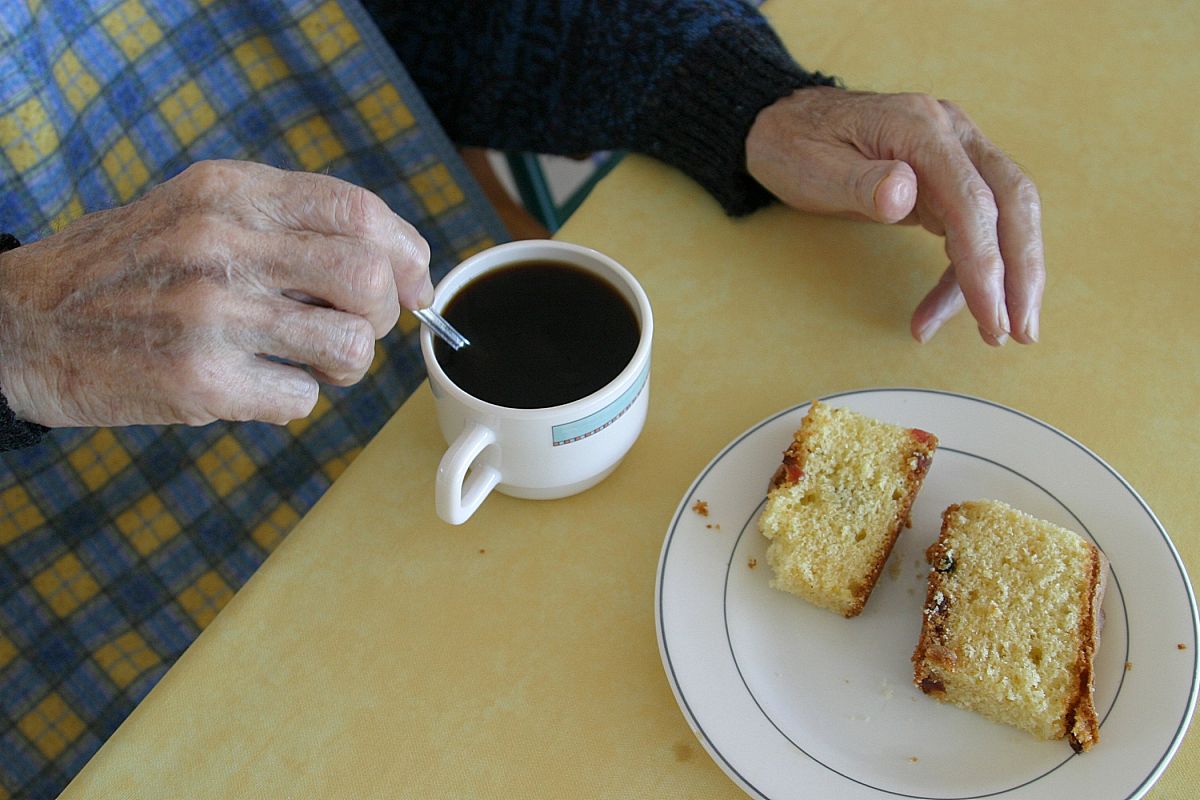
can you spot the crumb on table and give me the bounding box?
[692,499,709,517]
[747,558,757,569]
[705,522,721,530]
[1125,661,1134,671]
[1179,643,1189,650]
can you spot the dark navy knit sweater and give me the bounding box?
[363,0,837,214]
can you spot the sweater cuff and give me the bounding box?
[634,20,838,216]
[0,388,48,452]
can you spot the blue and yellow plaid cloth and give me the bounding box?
[0,1,506,796]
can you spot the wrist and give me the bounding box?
[633,20,838,216]
[0,234,50,448]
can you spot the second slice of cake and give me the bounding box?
[912,500,1108,752]
[758,401,938,617]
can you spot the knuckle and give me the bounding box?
[353,249,394,300]
[938,99,966,122]
[377,300,401,335]
[174,284,226,326]
[937,99,975,139]
[172,350,222,405]
[281,395,318,425]
[897,92,947,122]
[405,240,431,284]
[406,230,431,268]
[292,310,376,384]
[1011,175,1042,213]
[263,380,319,425]
[296,379,320,414]
[170,213,227,263]
[175,160,233,205]
[332,318,376,378]
[338,184,388,238]
[943,181,999,241]
[335,247,394,324]
[853,167,881,205]
[392,229,431,296]
[964,179,999,220]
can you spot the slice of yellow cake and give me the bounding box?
[912,500,1107,752]
[758,401,938,617]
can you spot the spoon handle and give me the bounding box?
[413,307,470,351]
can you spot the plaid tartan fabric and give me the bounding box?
[0,1,505,796]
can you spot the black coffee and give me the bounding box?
[433,260,640,409]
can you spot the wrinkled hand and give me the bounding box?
[746,86,1044,345]
[0,160,432,428]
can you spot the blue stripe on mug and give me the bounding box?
[552,363,649,446]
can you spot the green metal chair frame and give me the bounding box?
[504,151,625,233]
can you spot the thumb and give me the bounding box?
[756,142,917,224]
[867,160,918,223]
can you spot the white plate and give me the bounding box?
[656,388,1198,800]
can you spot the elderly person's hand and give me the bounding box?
[0,160,432,428]
[746,86,1043,346]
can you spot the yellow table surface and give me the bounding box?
[63,1,1198,798]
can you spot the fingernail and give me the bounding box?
[997,307,1011,337]
[1022,311,1040,343]
[979,325,1009,347]
[914,318,939,344]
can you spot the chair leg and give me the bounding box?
[458,147,550,240]
[505,151,561,233]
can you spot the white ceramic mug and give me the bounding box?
[420,240,653,525]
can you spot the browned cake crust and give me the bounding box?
[1064,547,1107,752]
[761,403,937,618]
[913,502,1108,752]
[843,428,935,617]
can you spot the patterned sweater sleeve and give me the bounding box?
[361,0,837,216]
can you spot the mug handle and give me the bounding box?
[436,421,502,524]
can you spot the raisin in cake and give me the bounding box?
[912,499,1107,752]
[757,401,937,617]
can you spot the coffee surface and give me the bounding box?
[433,261,640,409]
